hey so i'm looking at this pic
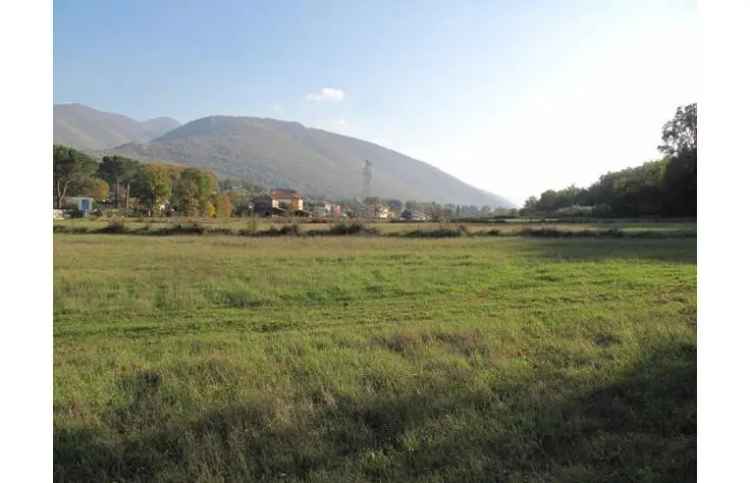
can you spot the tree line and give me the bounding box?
[54,146,514,220]
[522,103,697,218]
[53,147,232,217]
[322,197,511,220]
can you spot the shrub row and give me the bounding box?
[399,226,468,238]
[53,222,695,239]
[513,227,695,239]
[311,222,378,236]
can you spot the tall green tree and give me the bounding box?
[173,168,218,216]
[75,177,110,201]
[132,164,173,215]
[522,196,539,213]
[659,103,697,216]
[53,145,98,209]
[659,103,697,157]
[97,156,142,209]
[536,190,560,212]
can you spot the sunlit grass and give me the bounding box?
[54,235,696,482]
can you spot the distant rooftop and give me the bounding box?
[271,189,302,199]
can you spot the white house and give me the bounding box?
[270,189,304,211]
[65,196,95,215]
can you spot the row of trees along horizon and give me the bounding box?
[53,150,232,217]
[53,103,696,220]
[521,103,696,218]
[52,148,504,219]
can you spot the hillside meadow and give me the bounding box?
[54,233,696,482]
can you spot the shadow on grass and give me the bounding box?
[54,340,695,483]
[518,238,697,265]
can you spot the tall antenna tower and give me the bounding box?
[362,160,372,199]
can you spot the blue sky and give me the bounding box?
[54,0,698,205]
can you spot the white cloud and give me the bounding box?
[305,87,345,102]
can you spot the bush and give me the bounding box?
[475,229,506,237]
[207,227,234,236]
[279,224,301,236]
[97,221,128,234]
[517,228,625,238]
[167,223,206,235]
[401,226,466,238]
[131,226,152,235]
[66,207,84,219]
[147,223,206,236]
[327,222,378,236]
[253,224,301,237]
[53,225,89,234]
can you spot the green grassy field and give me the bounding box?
[54,234,696,482]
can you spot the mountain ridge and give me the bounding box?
[54,103,180,150]
[55,105,513,207]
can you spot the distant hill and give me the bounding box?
[55,104,511,206]
[54,103,180,150]
[106,115,513,207]
[139,117,182,141]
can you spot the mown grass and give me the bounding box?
[54,235,696,482]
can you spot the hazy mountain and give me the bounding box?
[54,103,180,150]
[107,115,513,207]
[139,117,182,141]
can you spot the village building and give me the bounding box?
[309,203,328,218]
[400,209,428,221]
[308,200,343,218]
[271,189,304,211]
[251,189,306,216]
[368,204,392,220]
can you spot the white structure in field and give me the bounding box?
[65,196,95,215]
